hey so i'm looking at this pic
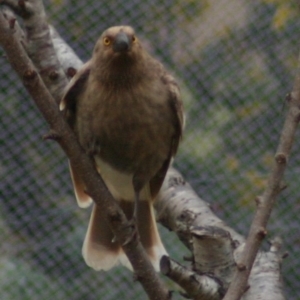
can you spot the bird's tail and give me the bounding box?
[82,199,167,271]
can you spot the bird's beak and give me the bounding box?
[113,32,131,53]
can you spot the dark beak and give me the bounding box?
[113,32,131,53]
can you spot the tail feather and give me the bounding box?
[82,199,167,271]
[82,204,122,270]
[69,161,93,208]
[120,199,167,271]
[138,200,168,271]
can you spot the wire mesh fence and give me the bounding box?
[0,0,299,299]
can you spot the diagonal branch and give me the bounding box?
[0,9,170,300]
[222,58,300,299]
[2,0,68,102]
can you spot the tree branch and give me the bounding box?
[157,168,286,300]
[49,25,83,74]
[0,8,170,300]
[222,60,300,300]
[156,168,245,247]
[2,0,68,102]
[242,237,285,300]
[161,255,224,300]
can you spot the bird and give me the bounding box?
[60,25,184,271]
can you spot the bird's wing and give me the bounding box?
[149,67,184,198]
[60,61,91,126]
[164,71,184,156]
[60,62,93,208]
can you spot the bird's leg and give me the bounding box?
[121,177,143,246]
[121,190,139,246]
[132,174,145,221]
[133,190,140,221]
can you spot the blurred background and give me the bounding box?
[1,0,300,299]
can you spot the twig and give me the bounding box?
[0,10,171,300]
[222,59,300,299]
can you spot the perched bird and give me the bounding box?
[60,25,184,271]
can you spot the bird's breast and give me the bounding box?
[77,80,174,174]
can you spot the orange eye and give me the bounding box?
[132,35,137,43]
[103,37,111,46]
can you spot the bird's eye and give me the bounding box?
[132,35,137,43]
[103,37,111,46]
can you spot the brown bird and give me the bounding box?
[60,25,184,271]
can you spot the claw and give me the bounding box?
[122,217,137,246]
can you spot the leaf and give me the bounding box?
[50,0,64,6]
[225,155,240,172]
[272,4,295,31]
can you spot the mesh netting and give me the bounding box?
[1,0,299,299]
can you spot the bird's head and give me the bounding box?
[94,26,142,61]
[91,26,150,83]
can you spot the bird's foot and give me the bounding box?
[122,216,138,246]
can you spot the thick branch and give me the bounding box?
[242,238,285,300]
[191,226,236,289]
[156,168,244,249]
[160,256,224,300]
[0,10,170,300]
[157,169,285,299]
[49,25,83,75]
[156,169,240,294]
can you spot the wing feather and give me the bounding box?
[60,62,93,207]
[150,66,184,198]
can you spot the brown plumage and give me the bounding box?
[60,26,184,271]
